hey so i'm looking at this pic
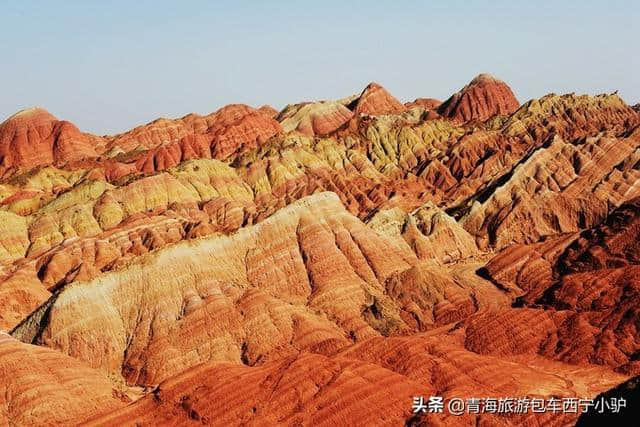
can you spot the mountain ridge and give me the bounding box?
[1,75,639,426]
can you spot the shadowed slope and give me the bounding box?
[482,197,640,373]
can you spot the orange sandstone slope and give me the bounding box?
[1,75,639,426]
[87,344,625,427]
[438,73,520,122]
[0,107,105,173]
[277,101,354,136]
[28,193,625,426]
[0,104,282,180]
[0,332,128,425]
[482,196,640,374]
[405,97,442,110]
[349,82,408,115]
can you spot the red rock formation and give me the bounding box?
[405,97,442,110]
[257,104,279,118]
[10,191,630,425]
[461,126,640,249]
[559,196,640,272]
[0,104,282,179]
[438,74,519,122]
[210,107,281,159]
[86,333,625,426]
[106,104,282,164]
[0,332,127,425]
[368,202,479,265]
[349,82,407,115]
[483,198,640,297]
[1,81,638,425]
[0,108,104,172]
[134,134,211,174]
[277,101,354,135]
[11,194,417,384]
[482,197,640,373]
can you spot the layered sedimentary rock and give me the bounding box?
[13,193,506,386]
[277,101,354,135]
[106,103,282,164]
[438,74,519,122]
[0,332,127,426]
[461,128,640,249]
[87,340,626,427]
[1,77,639,425]
[10,191,630,426]
[0,108,104,174]
[348,82,407,115]
[482,197,640,373]
[257,105,279,118]
[0,104,282,181]
[405,98,442,110]
[368,202,479,264]
[558,196,640,272]
[484,198,640,295]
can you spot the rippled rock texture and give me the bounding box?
[438,73,520,122]
[1,75,639,425]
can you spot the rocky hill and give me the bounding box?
[1,75,638,425]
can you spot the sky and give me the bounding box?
[1,1,638,135]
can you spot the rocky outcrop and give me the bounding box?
[482,197,640,373]
[405,98,442,110]
[438,74,519,122]
[0,104,282,180]
[106,104,282,163]
[461,129,640,249]
[1,79,639,425]
[12,193,506,386]
[348,82,407,116]
[0,92,636,335]
[368,202,479,264]
[86,333,626,426]
[0,108,104,173]
[257,104,279,118]
[558,196,640,272]
[0,332,127,426]
[277,101,353,135]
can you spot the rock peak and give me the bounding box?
[362,82,383,91]
[405,98,442,110]
[277,100,353,136]
[438,73,519,122]
[1,107,57,126]
[350,82,406,115]
[0,106,101,171]
[469,73,501,85]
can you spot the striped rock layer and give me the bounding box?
[1,76,639,425]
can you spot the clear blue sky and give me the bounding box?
[1,1,638,134]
